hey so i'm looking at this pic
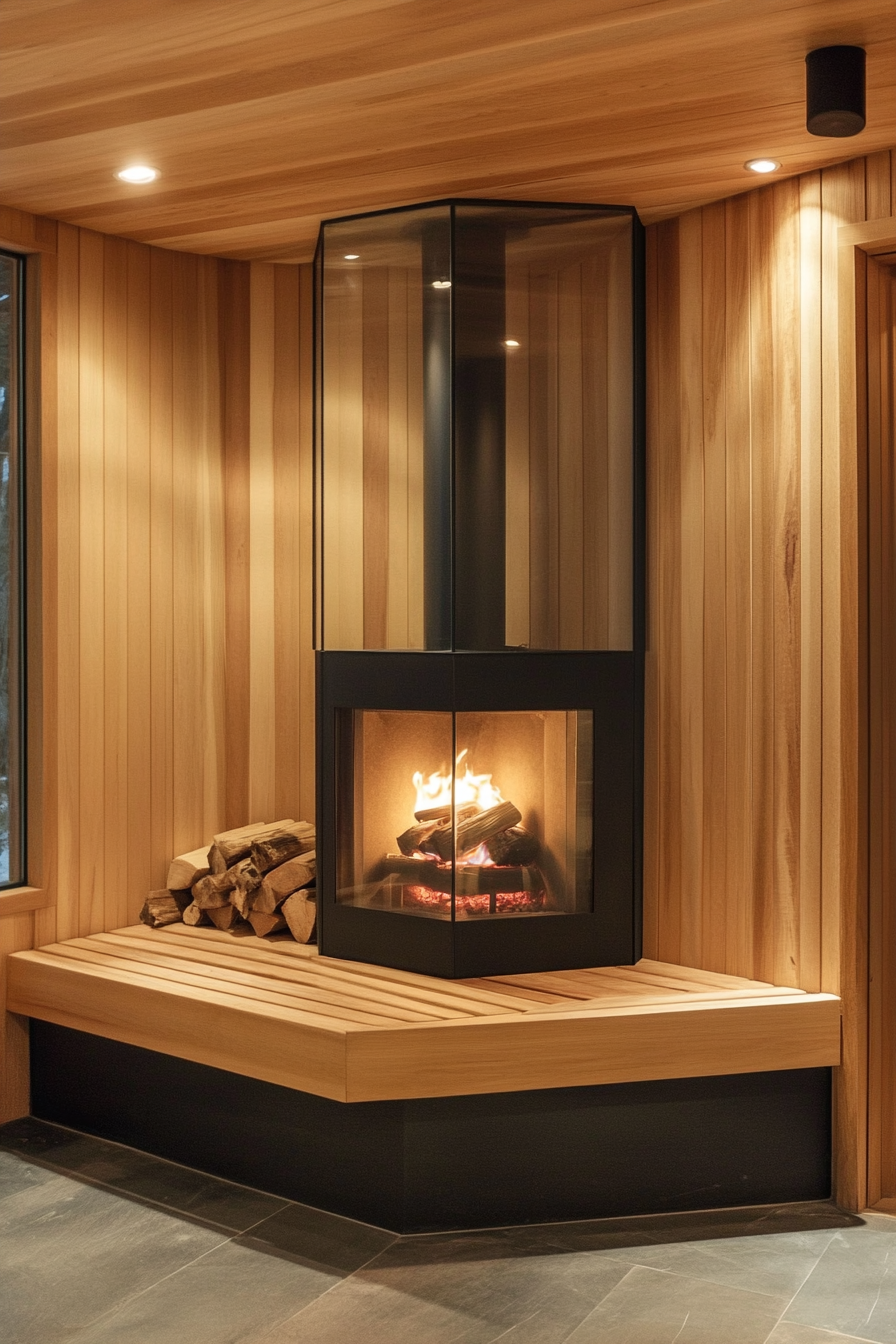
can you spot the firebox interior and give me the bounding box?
[338,709,593,920]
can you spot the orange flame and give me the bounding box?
[412,749,504,815]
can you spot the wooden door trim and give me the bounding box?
[836,217,896,1211]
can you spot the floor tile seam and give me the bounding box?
[243,1234,414,1337]
[585,1250,815,1305]
[769,1228,841,1328]
[541,1263,644,1341]
[52,1232,240,1337]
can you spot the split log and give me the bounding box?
[282,890,317,943]
[249,910,288,937]
[192,871,234,910]
[139,891,185,928]
[182,903,208,926]
[208,818,298,872]
[251,825,315,874]
[486,826,540,866]
[430,801,522,861]
[208,904,245,931]
[227,857,262,918]
[166,847,211,891]
[254,853,316,914]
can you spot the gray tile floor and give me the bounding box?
[0,1118,892,1344]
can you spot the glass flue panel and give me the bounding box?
[317,201,634,651]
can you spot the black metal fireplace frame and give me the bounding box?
[317,650,641,977]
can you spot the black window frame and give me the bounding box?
[0,247,27,889]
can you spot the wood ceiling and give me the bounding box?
[1,0,894,263]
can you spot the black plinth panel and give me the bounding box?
[317,649,641,977]
[30,1023,831,1234]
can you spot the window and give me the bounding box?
[0,251,24,886]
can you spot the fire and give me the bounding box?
[412,749,504,815]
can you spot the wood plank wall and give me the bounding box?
[643,150,895,1000]
[0,206,314,1119]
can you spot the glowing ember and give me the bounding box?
[405,886,546,915]
[413,749,504,815]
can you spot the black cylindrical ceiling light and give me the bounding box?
[806,45,866,136]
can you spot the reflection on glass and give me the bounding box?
[0,254,22,886]
[336,709,592,920]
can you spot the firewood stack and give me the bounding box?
[139,819,318,942]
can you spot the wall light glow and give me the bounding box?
[744,158,781,174]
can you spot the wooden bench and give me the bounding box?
[7,924,841,1102]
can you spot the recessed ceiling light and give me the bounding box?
[744,158,781,174]
[343,253,360,260]
[116,165,158,184]
[431,279,451,289]
[503,338,520,348]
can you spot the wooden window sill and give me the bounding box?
[0,887,49,916]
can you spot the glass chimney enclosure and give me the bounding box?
[315,200,644,978]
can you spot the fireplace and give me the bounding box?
[314,199,644,977]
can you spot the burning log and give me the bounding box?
[166,847,211,891]
[429,800,522,861]
[398,805,480,856]
[397,818,447,857]
[253,852,316,914]
[282,890,317,943]
[486,825,539,866]
[140,890,190,928]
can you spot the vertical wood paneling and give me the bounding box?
[78,228,106,936]
[103,236,129,932]
[219,260,251,829]
[723,193,754,978]
[149,247,175,891]
[272,266,303,821]
[35,230,314,942]
[798,172,823,995]
[125,241,153,926]
[645,151,893,1010]
[248,262,277,820]
[677,208,705,968]
[700,201,727,973]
